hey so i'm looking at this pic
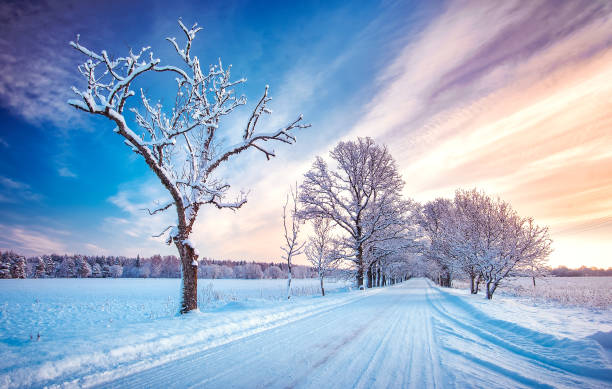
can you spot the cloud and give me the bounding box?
[102,179,176,256]
[340,0,612,268]
[0,137,7,148]
[0,175,42,203]
[0,224,68,255]
[58,167,77,178]
[83,242,107,255]
[0,1,87,128]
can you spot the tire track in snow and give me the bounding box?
[63,289,382,388]
[92,289,385,389]
[54,279,612,389]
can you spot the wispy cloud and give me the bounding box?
[102,180,176,256]
[341,0,612,267]
[0,1,87,128]
[83,242,107,255]
[0,175,42,203]
[58,167,77,178]
[0,224,68,255]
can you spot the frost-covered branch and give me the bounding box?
[299,138,408,288]
[69,19,310,313]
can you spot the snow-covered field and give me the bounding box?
[452,277,612,309]
[0,278,351,341]
[0,278,611,388]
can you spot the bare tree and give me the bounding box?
[304,218,342,296]
[299,137,404,288]
[68,20,309,313]
[418,198,457,287]
[281,184,305,299]
[362,198,421,288]
[448,189,552,299]
[425,189,553,299]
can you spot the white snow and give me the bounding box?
[0,278,610,388]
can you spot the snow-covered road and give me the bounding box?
[93,278,611,389]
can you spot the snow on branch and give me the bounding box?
[68,19,310,245]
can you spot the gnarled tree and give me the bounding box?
[68,20,309,313]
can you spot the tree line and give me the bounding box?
[274,137,558,300]
[0,251,315,280]
[550,266,612,277]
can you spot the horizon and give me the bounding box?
[0,0,611,268]
[2,250,611,272]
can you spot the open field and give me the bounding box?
[0,278,611,388]
[452,277,612,309]
[0,278,351,342]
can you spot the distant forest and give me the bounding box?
[549,266,612,277]
[0,251,316,279]
[0,251,610,279]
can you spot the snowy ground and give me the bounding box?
[452,277,612,309]
[0,278,611,388]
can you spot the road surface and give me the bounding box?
[92,278,611,388]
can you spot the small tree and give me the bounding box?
[68,20,308,312]
[264,265,284,279]
[0,259,10,279]
[110,264,124,278]
[44,256,56,278]
[91,263,103,278]
[243,263,263,279]
[304,218,342,296]
[102,264,111,278]
[281,185,305,299]
[34,257,46,278]
[77,257,92,278]
[58,256,76,278]
[11,256,26,279]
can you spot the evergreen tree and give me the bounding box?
[0,254,11,279]
[44,256,56,277]
[91,263,102,278]
[11,256,26,279]
[34,257,46,278]
[77,257,92,278]
[58,256,76,278]
[102,264,110,278]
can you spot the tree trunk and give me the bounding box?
[320,275,325,296]
[488,281,498,299]
[356,244,364,289]
[470,274,477,294]
[532,276,536,288]
[382,274,386,286]
[376,266,381,287]
[475,274,481,294]
[486,281,494,300]
[366,265,372,289]
[287,258,292,300]
[177,241,199,313]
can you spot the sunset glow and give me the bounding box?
[0,0,610,268]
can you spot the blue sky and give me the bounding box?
[1,0,611,268]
